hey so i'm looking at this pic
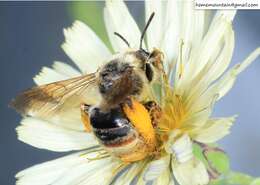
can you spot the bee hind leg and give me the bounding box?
[80,103,92,132]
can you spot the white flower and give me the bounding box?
[15,1,260,185]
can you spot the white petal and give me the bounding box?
[62,20,111,73]
[145,0,166,50]
[209,47,260,100]
[184,26,234,113]
[152,168,174,185]
[181,94,218,129]
[16,151,87,185]
[172,134,193,163]
[52,61,81,77]
[172,158,209,185]
[114,161,146,185]
[136,179,146,185]
[213,10,237,23]
[104,0,141,51]
[33,62,80,86]
[180,15,232,89]
[135,163,149,185]
[180,42,256,127]
[190,116,236,143]
[33,66,68,85]
[163,1,206,74]
[165,133,193,163]
[143,155,170,181]
[181,1,205,49]
[161,0,181,72]
[52,157,119,185]
[193,9,235,71]
[48,108,85,131]
[203,11,214,35]
[16,149,107,185]
[181,31,244,117]
[17,117,98,152]
[177,3,205,77]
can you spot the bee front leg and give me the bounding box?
[80,103,92,132]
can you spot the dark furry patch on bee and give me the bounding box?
[134,50,149,62]
[89,106,128,129]
[94,125,131,141]
[98,60,143,105]
[89,106,137,147]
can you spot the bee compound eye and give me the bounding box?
[145,63,153,82]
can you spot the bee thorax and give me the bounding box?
[98,59,143,106]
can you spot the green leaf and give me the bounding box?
[205,149,230,175]
[193,143,208,165]
[210,179,226,185]
[193,144,260,185]
[226,171,253,185]
[250,178,260,185]
[209,171,260,185]
[193,142,230,178]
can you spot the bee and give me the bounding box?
[11,13,163,162]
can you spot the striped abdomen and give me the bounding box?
[89,107,153,162]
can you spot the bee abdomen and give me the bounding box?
[89,107,135,145]
[93,125,132,143]
[89,107,149,161]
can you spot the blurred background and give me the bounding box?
[0,2,259,184]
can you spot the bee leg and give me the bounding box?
[143,101,162,128]
[80,103,92,132]
[122,98,157,151]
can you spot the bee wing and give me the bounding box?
[10,73,101,118]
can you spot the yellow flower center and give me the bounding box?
[157,86,187,132]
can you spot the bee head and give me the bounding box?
[128,49,159,83]
[99,12,164,105]
[98,48,163,106]
[113,12,163,84]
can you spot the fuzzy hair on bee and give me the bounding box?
[98,53,144,107]
[96,48,160,110]
[11,12,164,162]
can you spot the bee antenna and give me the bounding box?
[139,12,155,50]
[114,32,130,47]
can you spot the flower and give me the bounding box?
[15,1,260,185]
